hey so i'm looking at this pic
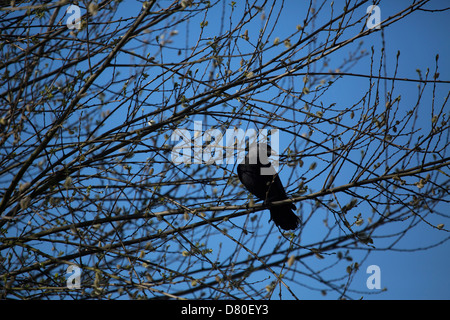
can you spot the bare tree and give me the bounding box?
[1,0,449,300]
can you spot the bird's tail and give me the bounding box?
[269,203,300,230]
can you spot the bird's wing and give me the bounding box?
[237,164,272,201]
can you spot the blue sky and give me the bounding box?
[346,2,450,299]
[313,1,448,300]
[94,0,450,299]
[3,0,448,300]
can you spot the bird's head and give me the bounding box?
[245,142,279,175]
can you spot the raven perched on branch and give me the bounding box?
[237,144,300,230]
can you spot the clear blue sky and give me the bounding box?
[340,1,450,299]
[284,1,450,300]
[49,0,449,299]
[112,0,450,300]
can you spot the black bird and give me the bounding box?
[237,144,300,230]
